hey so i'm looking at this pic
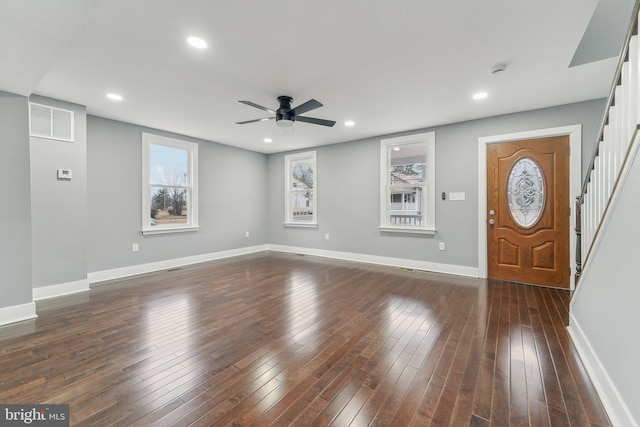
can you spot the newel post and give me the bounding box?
[575,197,582,280]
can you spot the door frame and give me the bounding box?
[478,125,582,290]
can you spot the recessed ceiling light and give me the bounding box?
[473,92,488,100]
[393,147,401,151]
[106,93,123,101]
[187,36,207,49]
[344,120,355,127]
[264,138,272,143]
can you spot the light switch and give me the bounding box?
[449,192,465,201]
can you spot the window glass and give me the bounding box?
[380,132,435,233]
[285,151,317,226]
[142,133,198,234]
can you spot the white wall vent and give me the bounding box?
[29,102,74,142]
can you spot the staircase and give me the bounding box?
[576,1,640,279]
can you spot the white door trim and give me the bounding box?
[478,125,582,289]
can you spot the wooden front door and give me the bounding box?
[487,136,570,288]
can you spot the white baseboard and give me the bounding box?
[33,279,90,301]
[266,244,480,278]
[0,302,37,327]
[87,243,479,287]
[88,244,268,284]
[568,314,638,427]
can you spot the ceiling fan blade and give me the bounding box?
[290,99,322,116]
[239,100,276,115]
[294,116,336,127]
[236,117,275,125]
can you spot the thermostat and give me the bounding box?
[57,169,72,180]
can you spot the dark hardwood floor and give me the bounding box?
[0,252,610,426]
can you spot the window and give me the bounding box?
[380,132,435,234]
[142,133,198,235]
[284,151,317,227]
[29,102,74,142]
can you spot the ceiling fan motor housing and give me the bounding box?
[276,96,295,126]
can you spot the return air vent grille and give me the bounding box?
[29,102,74,142]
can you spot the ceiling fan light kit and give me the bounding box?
[237,95,336,128]
[276,119,294,128]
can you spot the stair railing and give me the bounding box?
[576,0,640,280]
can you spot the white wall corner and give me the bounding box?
[568,314,638,427]
[0,302,37,327]
[33,279,90,301]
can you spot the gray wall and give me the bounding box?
[0,91,32,308]
[29,95,88,288]
[87,116,269,273]
[268,99,606,269]
[570,139,640,425]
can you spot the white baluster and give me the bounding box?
[582,192,590,262]
[621,61,631,156]
[605,109,620,203]
[629,35,639,132]
[590,165,596,250]
[615,86,625,194]
[604,112,613,201]
[593,154,601,226]
[616,86,625,192]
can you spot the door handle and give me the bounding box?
[488,219,495,225]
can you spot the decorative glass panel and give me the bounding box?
[507,158,545,228]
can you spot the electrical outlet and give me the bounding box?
[245,231,250,238]
[439,241,446,251]
[325,233,330,241]
[132,243,139,252]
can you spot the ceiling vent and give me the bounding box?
[29,103,74,142]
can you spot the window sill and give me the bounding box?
[379,226,436,235]
[284,222,318,229]
[142,226,200,236]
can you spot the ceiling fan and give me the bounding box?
[236,96,336,128]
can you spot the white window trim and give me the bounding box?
[28,102,75,142]
[379,132,436,234]
[284,150,318,228]
[142,133,199,235]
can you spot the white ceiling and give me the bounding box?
[0,0,623,154]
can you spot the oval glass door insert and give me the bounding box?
[507,158,545,228]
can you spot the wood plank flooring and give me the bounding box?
[0,252,610,426]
